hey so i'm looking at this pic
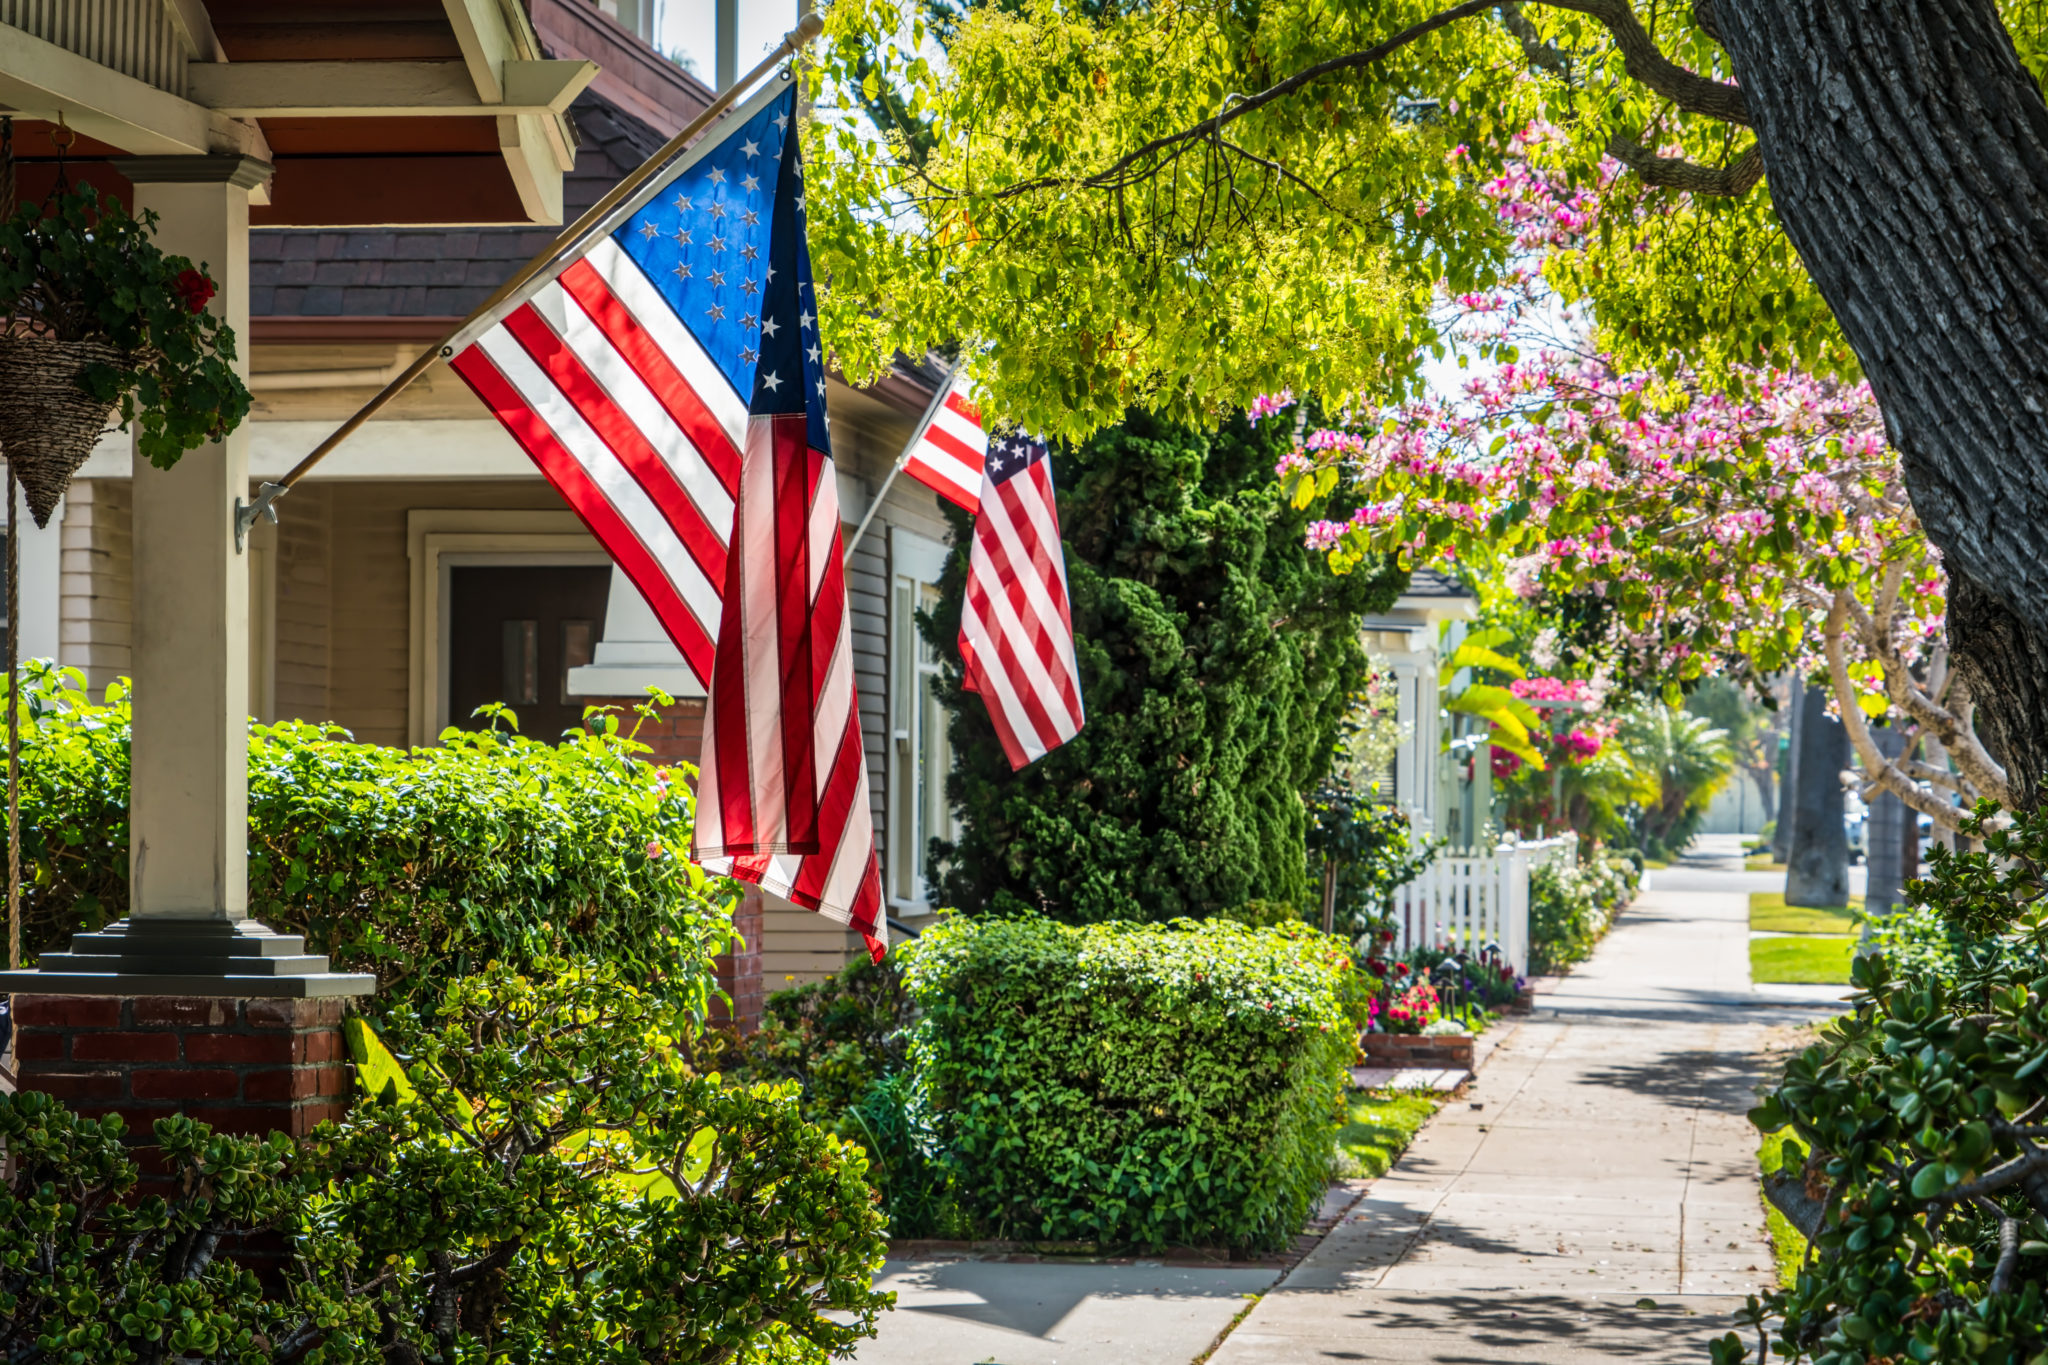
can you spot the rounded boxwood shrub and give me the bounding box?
[900,914,1365,1252]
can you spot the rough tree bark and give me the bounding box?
[1771,688,1801,864]
[1715,0,2048,809]
[1864,726,1908,919]
[1786,685,1850,908]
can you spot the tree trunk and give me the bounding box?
[1864,726,1908,920]
[1771,687,1802,864]
[1786,685,1850,907]
[1745,761,1777,830]
[1716,1,2048,808]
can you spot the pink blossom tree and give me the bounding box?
[1271,146,1999,833]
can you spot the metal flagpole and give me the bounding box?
[843,360,959,565]
[233,11,827,550]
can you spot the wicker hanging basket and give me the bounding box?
[0,334,131,528]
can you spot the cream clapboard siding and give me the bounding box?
[273,483,333,723]
[58,479,132,697]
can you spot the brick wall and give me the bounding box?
[579,693,765,1031]
[14,995,351,1140]
[581,693,706,767]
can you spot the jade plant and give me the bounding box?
[1728,802,2048,1364]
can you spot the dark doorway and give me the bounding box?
[447,565,611,742]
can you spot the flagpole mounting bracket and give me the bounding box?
[234,481,288,554]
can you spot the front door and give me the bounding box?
[447,565,611,742]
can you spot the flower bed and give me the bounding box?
[1362,1031,1474,1070]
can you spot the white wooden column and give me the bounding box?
[123,156,268,923]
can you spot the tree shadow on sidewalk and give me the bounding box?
[1303,1290,1740,1361]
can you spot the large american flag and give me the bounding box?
[959,433,1085,769]
[901,373,988,514]
[446,80,883,954]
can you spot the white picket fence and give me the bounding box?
[1387,834,1578,976]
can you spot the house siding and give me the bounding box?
[273,484,333,723]
[58,479,132,698]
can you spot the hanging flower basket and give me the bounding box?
[0,335,134,525]
[0,184,250,526]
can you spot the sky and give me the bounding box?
[658,1,804,86]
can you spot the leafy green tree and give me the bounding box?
[923,408,1404,921]
[1687,676,1780,831]
[810,0,2048,809]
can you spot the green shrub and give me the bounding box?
[9,664,730,1005]
[720,954,964,1237]
[0,958,893,1364]
[900,915,1363,1252]
[1529,852,1639,974]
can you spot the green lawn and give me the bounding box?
[1335,1090,1441,1181]
[1745,854,1784,872]
[1758,1125,1810,1285]
[1749,891,1863,935]
[1751,934,1856,984]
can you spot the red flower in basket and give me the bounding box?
[174,268,216,313]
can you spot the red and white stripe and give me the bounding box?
[959,449,1085,769]
[696,414,883,950]
[902,377,988,513]
[449,236,743,685]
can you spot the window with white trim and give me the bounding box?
[889,528,954,906]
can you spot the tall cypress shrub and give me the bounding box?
[923,407,1405,922]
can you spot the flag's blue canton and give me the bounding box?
[612,86,793,402]
[987,433,1047,485]
[752,87,831,457]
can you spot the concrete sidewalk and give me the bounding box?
[1208,840,1841,1363]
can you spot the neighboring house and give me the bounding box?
[1358,568,1480,844]
[26,0,955,1028]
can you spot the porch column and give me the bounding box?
[0,156,369,1002]
[125,158,261,925]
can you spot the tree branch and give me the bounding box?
[1538,0,1749,123]
[1976,1195,2022,1295]
[1605,135,1764,196]
[993,0,1502,199]
[1763,1166,1828,1242]
[1824,592,1972,832]
[1499,3,1573,73]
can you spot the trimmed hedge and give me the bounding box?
[901,915,1364,1252]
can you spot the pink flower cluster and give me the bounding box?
[1248,390,1296,424]
[1511,676,1592,704]
[1554,729,1602,763]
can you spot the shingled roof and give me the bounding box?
[249,92,667,321]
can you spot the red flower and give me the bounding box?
[174,268,216,313]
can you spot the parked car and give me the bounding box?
[1845,791,1868,864]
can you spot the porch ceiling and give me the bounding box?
[0,0,585,227]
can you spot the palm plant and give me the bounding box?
[1621,706,1735,859]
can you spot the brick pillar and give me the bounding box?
[13,995,350,1140]
[710,887,766,1034]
